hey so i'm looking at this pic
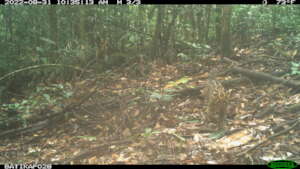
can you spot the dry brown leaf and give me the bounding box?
[88,156,98,164]
[217,129,253,149]
[122,128,131,137]
[115,84,122,89]
[133,109,140,116]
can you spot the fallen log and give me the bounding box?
[230,67,300,89]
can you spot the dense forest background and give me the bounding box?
[1,5,299,100]
[1,5,300,164]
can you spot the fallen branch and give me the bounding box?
[0,80,99,138]
[254,103,276,119]
[237,119,300,156]
[0,120,49,138]
[223,57,300,88]
[0,64,89,82]
[230,67,300,89]
[255,100,300,119]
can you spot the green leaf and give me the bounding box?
[164,88,177,93]
[150,92,162,100]
[14,103,20,108]
[21,100,28,105]
[36,47,44,52]
[177,53,187,57]
[172,133,186,142]
[209,130,226,139]
[291,71,298,75]
[177,77,191,84]
[142,128,160,137]
[43,94,51,102]
[204,44,211,49]
[142,128,152,137]
[31,100,38,106]
[41,57,48,64]
[58,84,64,89]
[291,62,300,67]
[291,67,298,71]
[64,91,73,98]
[40,37,56,45]
[36,87,42,92]
[185,120,200,123]
[77,136,97,141]
[145,128,152,133]
[161,94,174,102]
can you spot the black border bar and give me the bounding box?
[1,0,299,4]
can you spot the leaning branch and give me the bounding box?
[0,64,89,82]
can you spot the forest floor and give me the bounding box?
[1,37,300,164]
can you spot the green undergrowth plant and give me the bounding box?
[0,83,73,128]
[290,62,300,75]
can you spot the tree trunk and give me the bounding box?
[152,6,165,60]
[220,5,233,58]
[204,5,212,43]
[188,6,197,42]
[48,6,58,58]
[215,6,222,45]
[197,8,204,43]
